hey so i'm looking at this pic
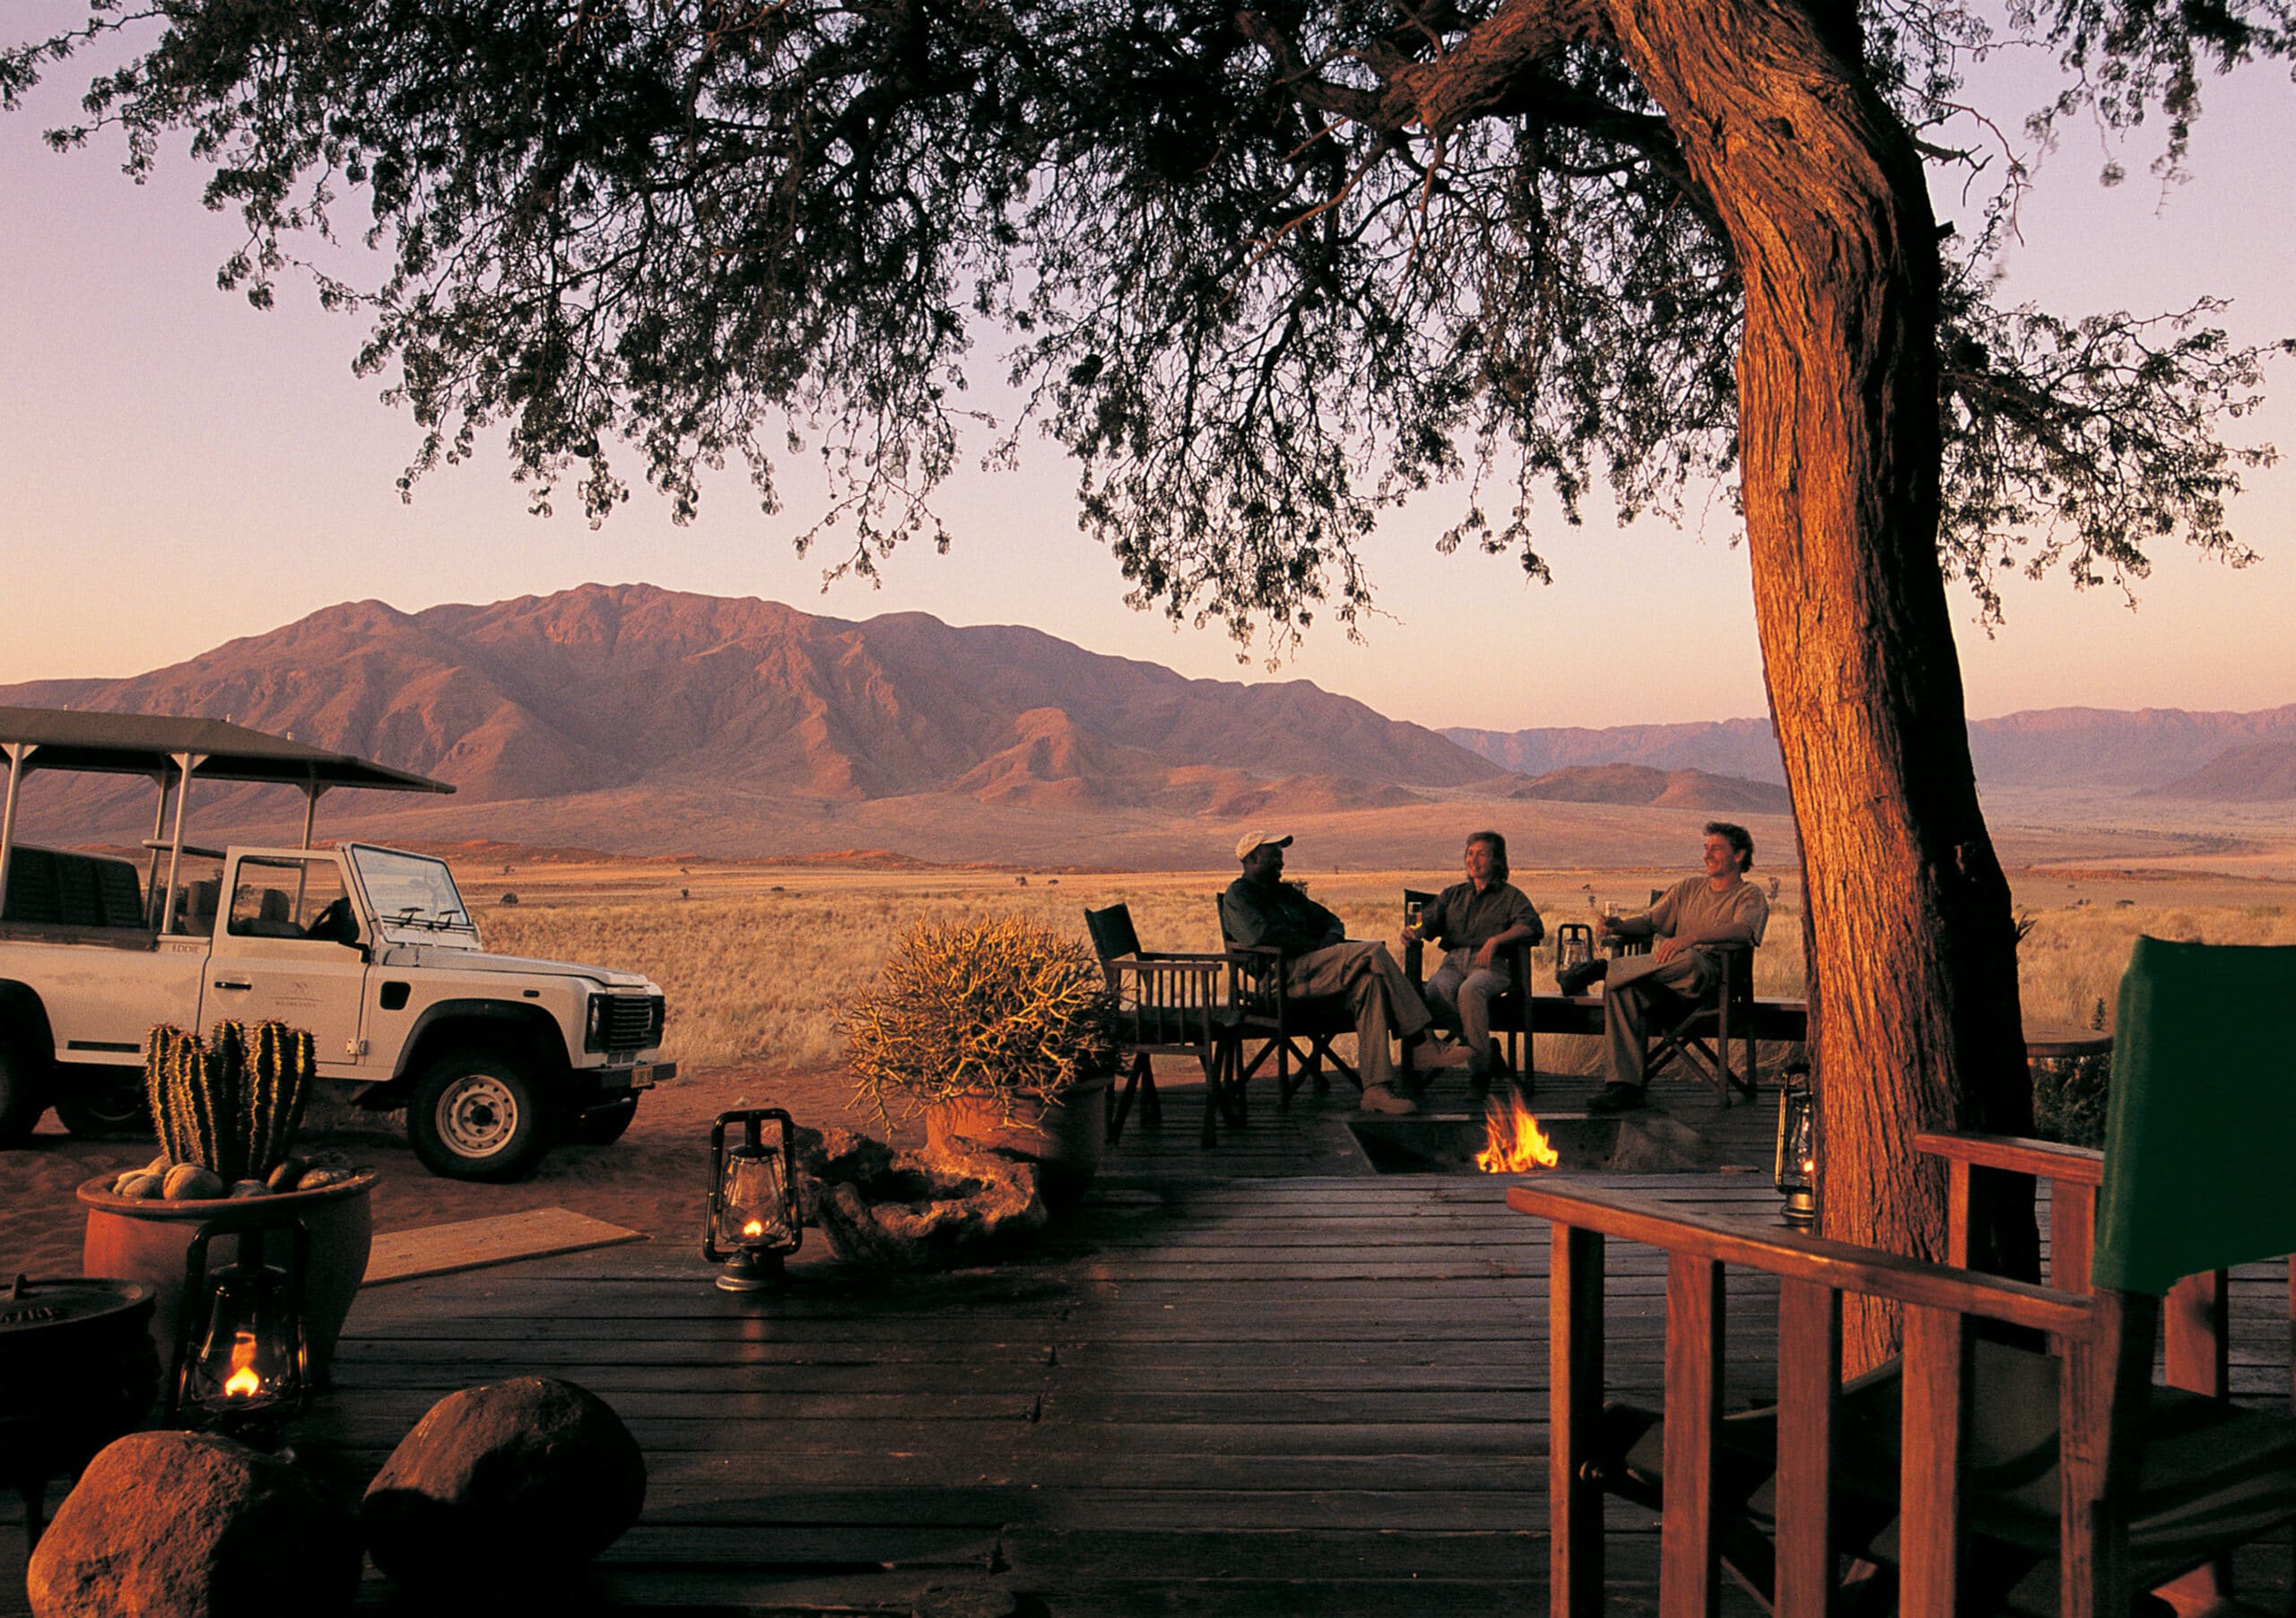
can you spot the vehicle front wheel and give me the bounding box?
[566,1094,639,1146]
[408,1055,549,1182]
[0,1034,51,1147]
[51,1068,148,1138]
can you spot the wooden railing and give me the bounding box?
[1509,1135,2162,1618]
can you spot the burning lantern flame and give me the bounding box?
[222,1331,263,1398]
[1474,1093,1559,1173]
[741,1218,765,1239]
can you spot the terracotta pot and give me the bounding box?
[78,1170,376,1389]
[924,1073,1112,1207]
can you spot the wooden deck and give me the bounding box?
[6,1066,2289,1614]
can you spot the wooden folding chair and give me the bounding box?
[1217,905,1359,1112]
[1639,941,1761,1105]
[1083,903,1228,1145]
[1511,935,2296,1616]
[1400,885,1531,1091]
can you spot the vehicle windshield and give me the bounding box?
[348,846,475,937]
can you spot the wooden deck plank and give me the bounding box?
[9,1074,2289,1616]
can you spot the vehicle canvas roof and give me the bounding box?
[0,707,455,795]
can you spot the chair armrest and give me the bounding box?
[1108,954,1226,989]
[1914,1129,2103,1185]
[1224,943,1290,1015]
[1916,1129,2102,1285]
[1508,1180,2089,1335]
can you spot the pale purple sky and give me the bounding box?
[3,10,2291,732]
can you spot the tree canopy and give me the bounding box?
[13,0,2295,1342]
[5,0,2288,648]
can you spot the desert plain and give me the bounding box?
[6,784,2292,1289]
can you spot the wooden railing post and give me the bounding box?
[2158,1269,2233,1606]
[1774,1279,1841,1616]
[1660,1253,1725,1618]
[1898,1304,1971,1617]
[1552,1222,1606,1618]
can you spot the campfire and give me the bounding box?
[1474,1092,1560,1174]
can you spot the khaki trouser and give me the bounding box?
[1601,949,1722,1089]
[1283,941,1433,1090]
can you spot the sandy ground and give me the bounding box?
[0,1064,900,1284]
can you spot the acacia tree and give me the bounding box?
[11,0,2289,1358]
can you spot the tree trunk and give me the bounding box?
[1601,0,2033,1368]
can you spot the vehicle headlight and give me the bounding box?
[584,994,606,1052]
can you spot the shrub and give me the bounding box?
[842,915,1118,1135]
[2033,1050,2110,1150]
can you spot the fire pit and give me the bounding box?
[0,1274,161,1544]
[1348,1093,1709,1175]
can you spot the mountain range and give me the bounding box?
[2,582,2286,865]
[1448,707,2296,794]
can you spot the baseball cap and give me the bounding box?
[1235,831,1293,861]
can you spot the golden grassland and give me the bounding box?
[468,858,2294,1075]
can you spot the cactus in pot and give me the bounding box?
[113,1022,345,1201]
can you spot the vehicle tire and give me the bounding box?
[0,1033,51,1147]
[50,1069,148,1138]
[408,1054,550,1182]
[567,1094,639,1146]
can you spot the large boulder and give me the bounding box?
[361,1376,645,1589]
[27,1431,361,1618]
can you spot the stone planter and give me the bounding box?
[924,1073,1112,1206]
[78,1170,376,1388]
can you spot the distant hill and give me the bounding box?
[2141,738,2296,803]
[1447,718,1789,783]
[1449,704,2296,796]
[1504,763,1791,813]
[0,583,1504,855]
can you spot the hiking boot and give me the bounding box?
[1586,1083,1646,1115]
[1556,960,1607,997]
[1359,1084,1419,1116]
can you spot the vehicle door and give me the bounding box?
[199,853,372,1077]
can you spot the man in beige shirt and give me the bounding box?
[1557,822,1769,1113]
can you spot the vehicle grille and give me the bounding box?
[598,994,665,1053]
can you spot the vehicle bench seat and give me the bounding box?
[1,846,147,929]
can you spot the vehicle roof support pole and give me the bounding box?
[292,781,329,916]
[159,750,206,935]
[144,770,174,927]
[0,741,39,917]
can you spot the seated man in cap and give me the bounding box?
[1221,831,1432,1115]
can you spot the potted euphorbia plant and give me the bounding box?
[843,916,1119,1205]
[78,1022,375,1385]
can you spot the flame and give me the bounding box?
[222,1331,262,1398]
[741,1218,765,1239]
[1474,1093,1559,1174]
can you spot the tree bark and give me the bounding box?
[1592,0,2033,1367]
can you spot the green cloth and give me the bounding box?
[2091,935,2296,1296]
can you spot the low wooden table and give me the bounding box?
[1517,997,2107,1091]
[2019,1026,2114,1063]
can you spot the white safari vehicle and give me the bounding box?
[0,708,675,1179]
